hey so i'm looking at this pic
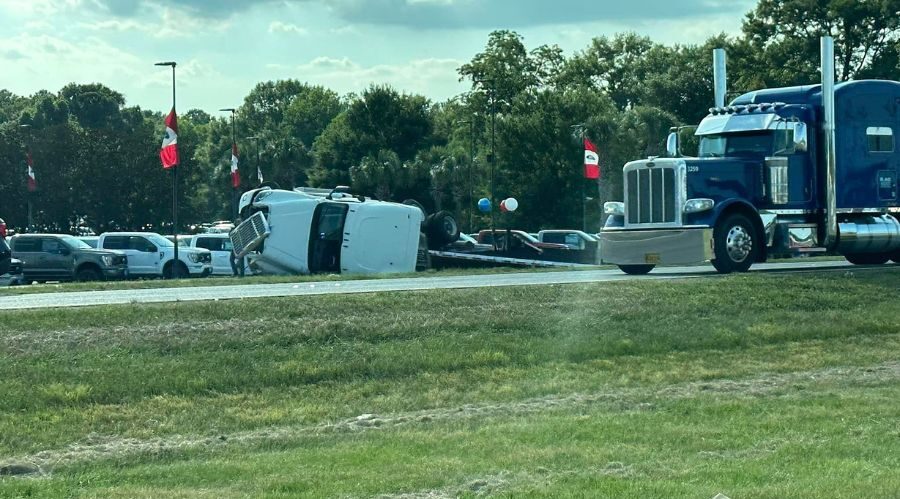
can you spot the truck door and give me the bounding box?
[308,203,348,273]
[11,237,42,280]
[128,236,161,275]
[41,238,73,280]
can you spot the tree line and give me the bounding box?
[0,0,898,234]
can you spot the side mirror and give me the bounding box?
[793,122,808,152]
[665,132,679,157]
[59,247,71,256]
[146,244,158,253]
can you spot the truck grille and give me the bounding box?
[626,167,677,224]
[231,211,270,258]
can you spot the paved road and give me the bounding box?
[0,260,884,311]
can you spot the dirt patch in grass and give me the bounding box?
[4,360,895,474]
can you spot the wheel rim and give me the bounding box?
[725,225,752,262]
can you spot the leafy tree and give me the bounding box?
[743,0,900,81]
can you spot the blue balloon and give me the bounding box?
[477,198,492,213]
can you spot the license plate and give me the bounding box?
[644,253,661,264]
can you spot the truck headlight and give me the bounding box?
[102,255,114,266]
[683,198,715,214]
[188,252,201,263]
[603,202,625,216]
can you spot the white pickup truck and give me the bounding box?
[231,187,459,275]
[97,232,213,278]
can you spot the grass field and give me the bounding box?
[1,269,898,498]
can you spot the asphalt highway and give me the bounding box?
[0,260,885,311]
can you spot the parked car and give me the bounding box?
[537,230,600,264]
[475,229,573,260]
[97,232,212,278]
[442,232,494,253]
[10,233,129,282]
[187,233,253,276]
[79,236,99,248]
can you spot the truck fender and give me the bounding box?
[711,199,768,263]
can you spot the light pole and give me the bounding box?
[155,61,179,277]
[220,107,238,219]
[571,123,587,232]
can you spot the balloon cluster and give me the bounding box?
[478,197,519,213]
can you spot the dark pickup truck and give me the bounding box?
[10,233,128,282]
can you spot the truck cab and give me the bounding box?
[600,38,900,274]
[231,188,426,275]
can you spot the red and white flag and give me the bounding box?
[584,137,600,180]
[230,143,241,188]
[26,151,36,192]
[160,108,179,169]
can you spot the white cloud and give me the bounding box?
[268,21,308,35]
[281,56,465,100]
[80,5,231,38]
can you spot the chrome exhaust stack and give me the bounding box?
[821,36,838,248]
[713,48,727,108]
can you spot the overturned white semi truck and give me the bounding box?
[229,187,460,275]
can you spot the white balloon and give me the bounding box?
[505,197,518,212]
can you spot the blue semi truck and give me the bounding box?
[599,36,900,274]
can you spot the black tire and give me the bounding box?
[711,213,758,274]
[163,261,189,279]
[75,267,102,282]
[618,264,655,275]
[425,211,460,249]
[844,253,890,265]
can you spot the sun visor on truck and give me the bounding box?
[695,112,777,136]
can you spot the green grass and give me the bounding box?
[0,269,898,497]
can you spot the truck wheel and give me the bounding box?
[712,213,758,274]
[163,261,188,279]
[425,211,460,249]
[618,264,654,275]
[76,267,102,282]
[844,253,889,265]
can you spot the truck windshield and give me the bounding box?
[699,132,774,158]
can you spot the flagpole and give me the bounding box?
[581,129,586,232]
[220,108,238,220]
[156,61,178,278]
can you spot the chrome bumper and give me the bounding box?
[600,227,713,265]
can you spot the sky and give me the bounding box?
[0,0,756,115]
